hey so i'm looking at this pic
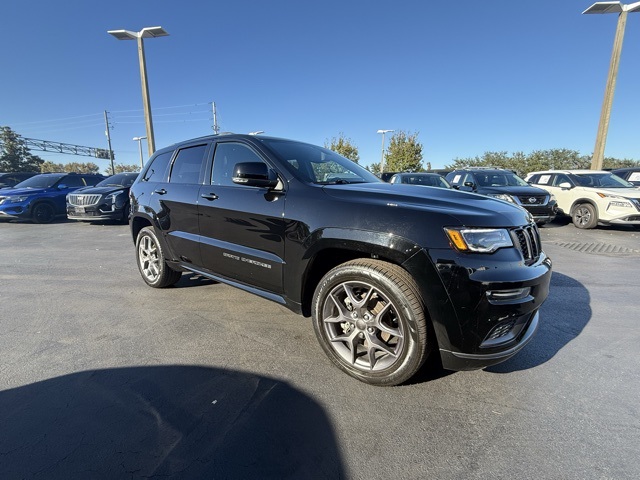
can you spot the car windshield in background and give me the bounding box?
[475,172,528,187]
[574,173,634,188]
[260,138,380,185]
[96,173,138,188]
[13,175,64,189]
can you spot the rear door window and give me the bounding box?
[169,144,208,184]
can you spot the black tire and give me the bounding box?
[135,226,181,288]
[120,203,130,225]
[572,203,598,229]
[31,202,56,224]
[311,259,429,386]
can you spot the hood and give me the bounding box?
[72,186,130,195]
[576,186,640,198]
[478,185,549,196]
[321,183,532,227]
[0,187,49,197]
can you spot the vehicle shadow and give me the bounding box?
[0,366,345,479]
[486,271,590,373]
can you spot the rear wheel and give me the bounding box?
[31,203,56,224]
[312,259,429,386]
[572,203,597,229]
[136,226,181,288]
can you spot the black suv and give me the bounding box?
[67,172,139,223]
[129,134,551,386]
[445,168,557,225]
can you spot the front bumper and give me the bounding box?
[403,243,552,371]
[439,311,539,370]
[66,202,126,221]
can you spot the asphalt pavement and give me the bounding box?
[0,217,638,479]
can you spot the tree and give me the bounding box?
[325,133,360,163]
[113,163,140,174]
[0,126,44,172]
[40,161,100,174]
[384,131,423,173]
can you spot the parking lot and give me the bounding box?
[1,218,639,479]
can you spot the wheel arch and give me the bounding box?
[570,198,599,217]
[130,214,153,244]
[296,228,426,317]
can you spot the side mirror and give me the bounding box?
[558,182,572,189]
[57,184,68,190]
[232,162,279,188]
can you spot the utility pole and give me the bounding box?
[104,111,115,175]
[212,101,220,134]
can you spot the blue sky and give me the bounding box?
[2,0,640,173]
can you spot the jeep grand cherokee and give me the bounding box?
[129,134,552,386]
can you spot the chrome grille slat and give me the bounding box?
[512,223,542,265]
[68,194,101,206]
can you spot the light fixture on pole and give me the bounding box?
[108,26,169,157]
[377,129,394,173]
[583,1,640,170]
[133,136,147,169]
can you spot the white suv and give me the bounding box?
[525,170,640,229]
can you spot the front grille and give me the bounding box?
[516,195,547,205]
[68,194,101,206]
[512,223,542,265]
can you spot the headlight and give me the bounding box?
[6,195,30,204]
[105,190,125,202]
[597,192,633,208]
[444,227,513,253]
[487,193,515,203]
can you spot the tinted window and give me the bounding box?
[143,151,173,182]
[60,176,86,187]
[96,173,138,187]
[169,145,207,184]
[212,142,265,186]
[13,175,64,189]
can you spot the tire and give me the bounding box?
[135,226,181,288]
[572,203,598,229]
[31,202,56,224]
[311,259,429,386]
[120,203,130,225]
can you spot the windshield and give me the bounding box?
[96,173,138,187]
[573,173,634,189]
[475,172,528,187]
[13,174,63,189]
[396,174,451,188]
[260,139,381,185]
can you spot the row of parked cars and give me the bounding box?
[386,167,640,230]
[1,164,639,230]
[0,171,138,224]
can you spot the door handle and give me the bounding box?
[201,193,219,201]
[154,188,167,195]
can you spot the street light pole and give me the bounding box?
[107,26,169,157]
[583,2,640,170]
[377,129,394,173]
[133,136,147,169]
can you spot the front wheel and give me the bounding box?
[31,203,56,224]
[312,259,429,386]
[572,203,597,229]
[136,226,181,288]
